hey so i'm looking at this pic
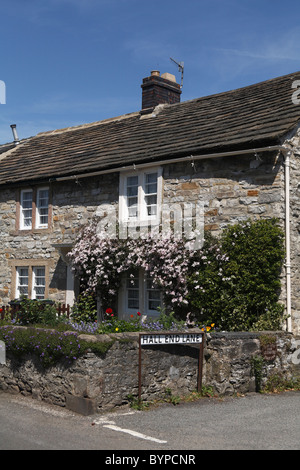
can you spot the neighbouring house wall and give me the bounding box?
[0,187,18,302]
[0,331,299,414]
[0,173,119,305]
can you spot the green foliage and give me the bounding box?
[96,309,141,333]
[0,310,13,326]
[97,317,142,334]
[188,218,285,331]
[163,388,181,405]
[263,373,300,393]
[251,355,265,392]
[16,299,58,327]
[96,309,187,334]
[155,309,185,330]
[0,325,113,368]
[259,333,277,347]
[127,394,150,410]
[71,294,97,323]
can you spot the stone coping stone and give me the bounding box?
[77,333,112,343]
[79,328,204,344]
[209,330,293,340]
[2,325,294,344]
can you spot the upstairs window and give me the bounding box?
[144,172,158,217]
[126,175,139,219]
[20,190,33,229]
[19,187,49,230]
[36,188,49,228]
[119,167,162,226]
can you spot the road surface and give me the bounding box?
[0,390,299,451]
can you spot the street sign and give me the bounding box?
[140,332,203,346]
[138,331,204,403]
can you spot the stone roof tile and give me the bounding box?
[1,71,300,185]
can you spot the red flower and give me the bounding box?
[106,308,113,314]
[137,312,141,316]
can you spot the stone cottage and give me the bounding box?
[0,70,300,333]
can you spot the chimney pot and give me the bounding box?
[161,72,176,83]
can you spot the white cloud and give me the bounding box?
[211,28,300,64]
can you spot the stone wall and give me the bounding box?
[163,152,285,235]
[0,330,299,414]
[285,130,300,334]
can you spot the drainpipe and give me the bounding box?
[284,150,292,332]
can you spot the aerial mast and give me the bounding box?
[170,57,184,89]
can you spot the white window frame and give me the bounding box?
[32,266,46,300]
[20,189,33,230]
[36,187,49,229]
[19,186,49,230]
[118,269,162,319]
[15,265,46,300]
[119,167,163,227]
[16,266,29,298]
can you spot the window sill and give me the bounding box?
[120,218,160,227]
[11,227,52,236]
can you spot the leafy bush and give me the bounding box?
[188,219,285,331]
[71,294,97,323]
[15,299,58,327]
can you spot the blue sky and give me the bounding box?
[1,0,300,144]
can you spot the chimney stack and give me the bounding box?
[141,70,181,113]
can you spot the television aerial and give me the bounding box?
[170,57,184,89]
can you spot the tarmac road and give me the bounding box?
[0,390,299,451]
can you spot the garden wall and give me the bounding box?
[0,330,299,415]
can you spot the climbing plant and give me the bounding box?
[68,218,286,331]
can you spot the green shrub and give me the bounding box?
[71,294,97,323]
[251,355,265,392]
[16,299,58,326]
[188,218,285,331]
